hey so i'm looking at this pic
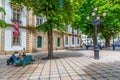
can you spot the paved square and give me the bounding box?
[0,49,120,80]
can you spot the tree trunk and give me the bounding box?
[105,38,110,47]
[103,33,111,47]
[47,28,53,59]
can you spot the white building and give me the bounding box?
[81,34,87,45]
[64,25,81,48]
[0,0,64,53]
[0,0,27,53]
[0,0,82,54]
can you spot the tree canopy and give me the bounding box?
[10,0,83,32]
[10,0,83,59]
[0,7,7,28]
[72,0,120,46]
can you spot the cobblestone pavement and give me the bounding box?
[0,49,120,80]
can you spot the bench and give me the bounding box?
[19,55,35,66]
[7,55,35,66]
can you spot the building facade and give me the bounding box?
[0,0,27,54]
[64,25,81,48]
[0,0,81,54]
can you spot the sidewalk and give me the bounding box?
[0,50,120,80]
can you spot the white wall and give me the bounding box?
[0,0,1,7]
[21,7,26,26]
[5,0,26,26]
[34,15,36,26]
[64,35,66,47]
[4,27,26,51]
[64,35,78,47]
[76,37,80,47]
[68,25,72,33]
[0,0,2,19]
[0,28,1,49]
[71,36,75,47]
[64,35,69,47]
[5,0,12,24]
[64,25,81,48]
[74,30,77,35]
[34,15,46,27]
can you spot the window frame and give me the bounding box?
[77,37,80,44]
[57,38,60,47]
[12,31,21,46]
[65,36,68,45]
[36,15,43,25]
[37,36,42,48]
[72,37,74,45]
[12,7,21,21]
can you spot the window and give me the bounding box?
[57,38,60,47]
[66,26,68,31]
[77,38,79,44]
[77,30,79,34]
[72,32,74,45]
[37,36,42,48]
[65,36,68,45]
[36,15,43,25]
[13,8,21,21]
[72,38,74,44]
[72,28,74,33]
[12,32,20,45]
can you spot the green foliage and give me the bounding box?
[0,7,7,28]
[72,0,94,34]
[10,0,79,32]
[36,20,66,32]
[0,7,6,15]
[0,20,7,28]
[100,0,120,39]
[72,0,120,45]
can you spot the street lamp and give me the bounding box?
[111,31,115,50]
[86,5,106,59]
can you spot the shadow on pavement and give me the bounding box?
[81,61,120,80]
[54,51,84,59]
[32,51,84,61]
[66,47,120,51]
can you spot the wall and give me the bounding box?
[21,7,27,26]
[32,31,48,52]
[0,0,2,49]
[34,16,36,26]
[53,31,64,50]
[5,0,12,24]
[4,27,26,51]
[64,25,80,48]
[0,28,1,50]
[0,0,2,19]
[5,0,26,26]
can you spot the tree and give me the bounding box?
[72,0,99,46]
[10,0,83,59]
[99,0,120,47]
[0,7,7,28]
[72,0,120,47]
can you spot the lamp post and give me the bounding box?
[111,31,115,50]
[86,5,106,59]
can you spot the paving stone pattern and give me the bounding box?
[0,50,120,80]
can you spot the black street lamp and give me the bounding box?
[111,31,115,50]
[86,5,106,59]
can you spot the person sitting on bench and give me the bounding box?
[18,52,27,61]
[7,53,17,65]
[22,52,26,57]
